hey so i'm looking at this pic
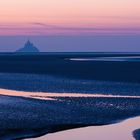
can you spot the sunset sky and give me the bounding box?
[0,0,140,52]
[0,0,140,35]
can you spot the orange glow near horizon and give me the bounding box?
[0,0,140,35]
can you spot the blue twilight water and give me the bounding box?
[0,54,140,140]
[0,72,140,96]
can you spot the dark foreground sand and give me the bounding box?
[0,54,140,139]
[1,93,140,140]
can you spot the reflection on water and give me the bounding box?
[69,56,140,62]
[1,88,140,100]
[1,88,140,140]
[30,116,140,140]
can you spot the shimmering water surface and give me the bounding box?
[0,54,140,140]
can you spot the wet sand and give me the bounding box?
[1,88,140,100]
[0,53,140,139]
[0,53,140,83]
[1,89,140,139]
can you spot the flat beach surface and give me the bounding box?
[0,53,140,139]
[1,88,140,139]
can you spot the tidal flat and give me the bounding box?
[0,53,140,139]
[0,91,140,139]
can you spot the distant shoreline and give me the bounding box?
[0,53,140,82]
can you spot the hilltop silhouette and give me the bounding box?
[16,40,40,53]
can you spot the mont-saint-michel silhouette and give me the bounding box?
[16,40,40,53]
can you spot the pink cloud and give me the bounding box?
[0,23,140,36]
